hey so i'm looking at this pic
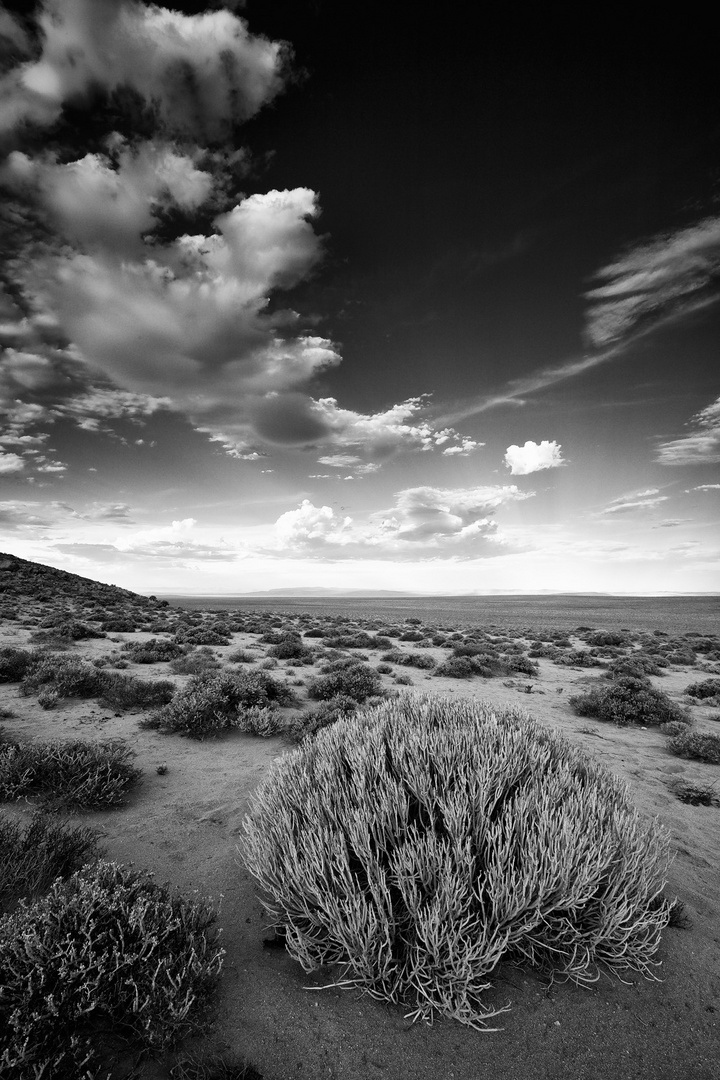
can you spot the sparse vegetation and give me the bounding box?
[242,695,674,1030]
[666,728,720,764]
[0,861,224,1078]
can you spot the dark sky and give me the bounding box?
[0,1,718,592]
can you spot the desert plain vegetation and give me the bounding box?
[1,552,719,1080]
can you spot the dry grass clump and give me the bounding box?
[0,861,223,1078]
[0,736,141,810]
[0,812,100,914]
[569,676,689,727]
[670,779,720,807]
[241,695,673,1031]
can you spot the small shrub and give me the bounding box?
[0,738,142,809]
[146,671,295,739]
[241,695,674,1031]
[0,647,33,683]
[671,779,720,807]
[269,638,313,661]
[98,672,175,710]
[20,654,103,700]
[307,663,382,703]
[685,678,720,700]
[666,729,720,764]
[228,648,255,663]
[175,626,231,647]
[0,812,99,914]
[170,648,222,675]
[435,655,479,678]
[122,638,186,663]
[569,677,689,727]
[285,695,359,742]
[0,861,224,1078]
[394,673,413,685]
[606,655,663,679]
[236,706,286,738]
[376,663,394,675]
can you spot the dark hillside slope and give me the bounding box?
[0,553,162,615]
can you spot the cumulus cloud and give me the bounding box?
[272,484,530,559]
[656,396,720,466]
[585,216,720,349]
[0,0,286,139]
[504,439,565,475]
[0,452,24,474]
[5,142,217,256]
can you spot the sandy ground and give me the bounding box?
[1,621,719,1080]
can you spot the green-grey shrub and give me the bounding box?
[0,861,223,1078]
[685,678,720,700]
[241,695,673,1030]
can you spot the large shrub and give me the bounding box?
[241,695,673,1030]
[0,862,223,1078]
[569,677,689,727]
[20,654,103,700]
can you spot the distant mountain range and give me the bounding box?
[237,587,417,597]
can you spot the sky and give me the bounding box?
[0,1,718,595]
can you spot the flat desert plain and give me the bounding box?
[1,591,719,1080]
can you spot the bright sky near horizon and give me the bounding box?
[0,1,718,595]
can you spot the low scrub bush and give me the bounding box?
[555,650,604,668]
[307,662,382,703]
[241,695,674,1030]
[175,626,231,647]
[0,861,223,1078]
[671,779,720,807]
[0,737,141,810]
[20,654,103,700]
[606,655,664,679]
[235,705,286,738]
[170,647,222,675]
[685,678,720,700]
[0,812,99,914]
[269,637,313,661]
[98,671,175,710]
[0,647,33,683]
[569,677,689,727]
[382,650,436,670]
[146,671,295,739]
[666,728,720,765]
[228,648,256,663]
[285,694,359,742]
[122,637,186,663]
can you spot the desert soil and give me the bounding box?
[1,618,719,1080]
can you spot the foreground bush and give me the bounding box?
[0,861,224,1078]
[241,695,673,1030]
[0,738,141,810]
[146,671,295,739]
[0,813,99,914]
[569,676,689,727]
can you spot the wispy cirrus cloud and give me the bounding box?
[584,216,720,349]
[439,216,720,426]
[596,488,669,516]
[656,396,720,466]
